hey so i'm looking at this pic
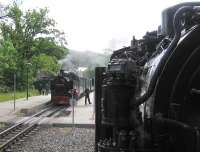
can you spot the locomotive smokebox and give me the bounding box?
[98,56,137,151]
[101,81,134,127]
[101,55,137,128]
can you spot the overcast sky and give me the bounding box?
[0,0,199,53]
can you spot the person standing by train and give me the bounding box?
[85,88,91,105]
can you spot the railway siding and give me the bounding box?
[0,106,64,151]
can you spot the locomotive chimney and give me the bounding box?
[130,36,137,49]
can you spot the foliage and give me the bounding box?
[0,3,68,91]
[82,66,95,79]
[0,40,17,71]
[32,37,68,60]
[31,54,60,76]
[0,40,17,89]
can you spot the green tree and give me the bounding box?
[32,37,68,60]
[0,40,17,71]
[31,54,60,77]
[83,66,95,79]
[0,39,17,91]
[0,3,68,91]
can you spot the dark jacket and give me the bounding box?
[85,88,90,97]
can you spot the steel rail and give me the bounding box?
[0,104,53,138]
[0,107,63,151]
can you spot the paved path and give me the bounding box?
[0,92,95,125]
[41,92,95,125]
[73,91,95,123]
[0,95,50,122]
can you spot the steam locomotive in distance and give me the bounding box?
[50,70,79,105]
[95,2,200,152]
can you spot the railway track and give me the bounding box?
[0,105,65,152]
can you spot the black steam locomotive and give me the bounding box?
[50,70,75,105]
[51,70,94,105]
[95,2,200,152]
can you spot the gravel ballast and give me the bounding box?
[12,127,95,152]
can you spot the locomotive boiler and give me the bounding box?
[95,2,200,152]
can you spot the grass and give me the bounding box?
[0,123,6,129]
[0,90,39,102]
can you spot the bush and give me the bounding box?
[0,85,11,93]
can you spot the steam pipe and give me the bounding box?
[152,116,193,131]
[132,6,195,108]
